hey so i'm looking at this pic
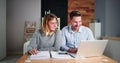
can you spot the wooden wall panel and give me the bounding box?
[68,0,94,27]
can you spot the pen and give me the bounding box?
[74,41,75,48]
[49,50,52,58]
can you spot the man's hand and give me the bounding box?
[28,49,38,55]
[68,48,78,53]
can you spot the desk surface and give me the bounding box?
[16,54,117,63]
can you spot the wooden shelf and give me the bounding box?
[102,36,120,41]
[24,21,36,42]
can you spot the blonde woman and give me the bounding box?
[28,13,62,55]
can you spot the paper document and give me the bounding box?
[30,51,73,59]
[30,51,50,60]
[51,51,73,59]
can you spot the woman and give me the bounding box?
[28,13,62,55]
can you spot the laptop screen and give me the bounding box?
[76,40,108,58]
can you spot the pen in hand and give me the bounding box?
[28,47,38,55]
[33,48,38,54]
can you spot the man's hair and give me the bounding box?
[70,11,81,20]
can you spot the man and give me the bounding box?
[61,10,94,53]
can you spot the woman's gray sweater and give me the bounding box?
[27,29,62,51]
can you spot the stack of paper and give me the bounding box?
[30,51,50,60]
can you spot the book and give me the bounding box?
[30,51,73,60]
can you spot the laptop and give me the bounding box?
[69,40,108,58]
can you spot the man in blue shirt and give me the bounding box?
[61,10,94,53]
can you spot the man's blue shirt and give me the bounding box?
[61,25,94,51]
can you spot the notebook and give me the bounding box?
[69,40,108,58]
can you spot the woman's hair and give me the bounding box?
[42,13,57,35]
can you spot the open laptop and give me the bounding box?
[69,40,108,58]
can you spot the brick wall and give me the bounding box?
[68,0,94,27]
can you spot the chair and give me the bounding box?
[23,41,30,54]
[23,21,36,54]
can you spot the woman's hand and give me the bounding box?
[28,48,38,55]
